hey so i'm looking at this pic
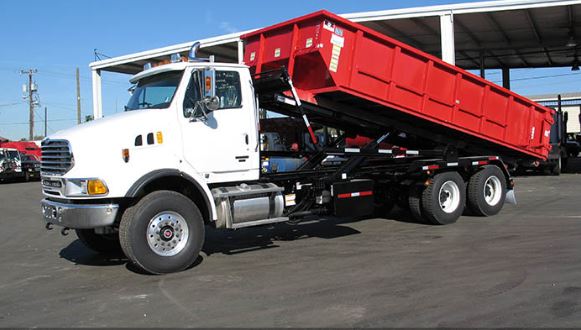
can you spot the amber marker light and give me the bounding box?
[205,76,212,92]
[87,179,108,195]
[122,148,130,163]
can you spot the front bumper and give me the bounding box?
[41,199,119,229]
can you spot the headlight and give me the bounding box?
[64,178,109,196]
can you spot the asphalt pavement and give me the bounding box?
[1,162,581,327]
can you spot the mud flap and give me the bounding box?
[505,189,517,205]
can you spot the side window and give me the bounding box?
[183,71,202,117]
[215,71,242,109]
[183,70,242,117]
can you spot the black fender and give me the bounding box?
[126,169,214,221]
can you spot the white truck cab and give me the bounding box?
[42,52,270,273]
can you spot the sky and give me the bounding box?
[0,0,579,140]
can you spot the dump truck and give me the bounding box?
[41,10,553,274]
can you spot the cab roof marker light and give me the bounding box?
[170,53,181,63]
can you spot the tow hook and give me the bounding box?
[45,223,54,230]
[60,227,70,236]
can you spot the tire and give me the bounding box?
[467,165,506,216]
[119,190,205,274]
[421,172,465,225]
[75,229,122,254]
[551,155,562,176]
[394,188,410,210]
[408,184,426,223]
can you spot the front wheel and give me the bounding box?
[119,190,205,274]
[421,172,466,225]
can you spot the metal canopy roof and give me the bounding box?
[90,0,581,74]
[89,0,581,118]
[344,0,581,69]
[89,30,253,74]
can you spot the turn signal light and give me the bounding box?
[122,148,130,163]
[156,131,163,144]
[87,179,108,195]
[205,76,212,92]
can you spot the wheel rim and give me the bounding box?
[483,175,502,206]
[147,211,189,257]
[438,180,461,213]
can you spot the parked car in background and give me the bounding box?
[0,141,41,158]
[20,153,40,181]
[0,148,23,182]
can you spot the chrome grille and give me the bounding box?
[41,139,73,175]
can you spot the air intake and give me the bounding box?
[41,139,73,175]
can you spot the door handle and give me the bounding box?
[244,133,249,145]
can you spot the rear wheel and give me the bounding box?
[421,172,465,225]
[75,229,121,254]
[467,165,506,216]
[408,184,425,223]
[119,190,205,274]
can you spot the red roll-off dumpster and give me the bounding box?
[241,10,554,160]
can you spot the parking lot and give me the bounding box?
[1,163,580,327]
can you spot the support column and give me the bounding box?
[237,40,244,64]
[502,66,510,90]
[440,12,455,65]
[479,51,486,78]
[91,69,103,119]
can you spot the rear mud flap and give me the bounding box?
[505,189,517,205]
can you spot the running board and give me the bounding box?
[231,217,289,229]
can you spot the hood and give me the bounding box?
[49,109,167,145]
[46,108,177,178]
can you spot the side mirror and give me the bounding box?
[204,96,220,111]
[202,68,219,111]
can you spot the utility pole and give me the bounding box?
[20,69,38,140]
[76,67,81,124]
[44,106,47,137]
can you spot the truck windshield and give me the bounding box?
[126,71,183,111]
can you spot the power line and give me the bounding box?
[32,106,55,135]
[0,118,76,125]
[0,102,23,108]
[490,72,581,84]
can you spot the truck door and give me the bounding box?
[179,68,259,183]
